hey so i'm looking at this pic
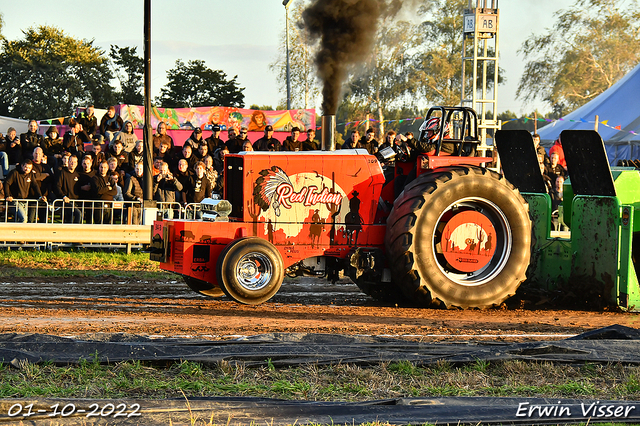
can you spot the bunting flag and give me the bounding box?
[311,114,639,137]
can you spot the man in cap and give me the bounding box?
[185,127,204,150]
[205,124,225,153]
[253,125,281,151]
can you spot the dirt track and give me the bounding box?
[0,276,638,340]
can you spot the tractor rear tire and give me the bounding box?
[385,166,531,309]
[217,237,284,305]
[183,276,225,298]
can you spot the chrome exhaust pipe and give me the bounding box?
[321,115,336,151]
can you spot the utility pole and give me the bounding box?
[143,0,153,201]
[283,0,293,110]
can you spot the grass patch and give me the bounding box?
[0,250,159,271]
[0,250,173,279]
[1,359,640,402]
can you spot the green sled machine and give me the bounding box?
[496,129,640,311]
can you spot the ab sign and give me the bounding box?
[463,13,498,34]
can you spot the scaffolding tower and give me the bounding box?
[461,0,500,157]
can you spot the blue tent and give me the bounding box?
[537,62,640,165]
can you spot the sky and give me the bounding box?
[0,0,574,115]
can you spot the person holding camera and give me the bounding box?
[153,161,183,219]
[185,161,212,219]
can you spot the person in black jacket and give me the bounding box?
[4,159,44,223]
[185,161,212,219]
[55,155,82,223]
[174,159,192,206]
[253,125,281,151]
[105,139,127,170]
[126,141,144,175]
[226,127,247,153]
[360,128,378,155]
[20,120,43,160]
[42,125,64,162]
[302,129,319,151]
[213,146,228,175]
[282,127,303,152]
[63,119,89,160]
[5,127,22,166]
[341,130,361,150]
[205,124,225,153]
[123,162,144,224]
[78,155,95,200]
[77,105,98,139]
[177,144,198,170]
[91,161,117,223]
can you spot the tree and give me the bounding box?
[517,0,640,112]
[157,60,245,108]
[347,20,418,135]
[249,104,275,111]
[0,25,116,119]
[407,0,464,107]
[408,0,503,108]
[271,0,320,110]
[110,45,143,105]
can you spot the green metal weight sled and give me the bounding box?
[496,129,640,311]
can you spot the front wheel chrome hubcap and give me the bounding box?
[236,252,273,291]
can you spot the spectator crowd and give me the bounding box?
[0,105,392,225]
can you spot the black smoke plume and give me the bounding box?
[303,0,417,115]
[302,0,384,115]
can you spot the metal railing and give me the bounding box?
[0,200,193,225]
[48,200,142,225]
[185,203,202,220]
[0,198,193,251]
[156,202,185,220]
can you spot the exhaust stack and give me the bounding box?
[321,115,336,151]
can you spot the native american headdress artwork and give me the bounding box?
[253,166,293,217]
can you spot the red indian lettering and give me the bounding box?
[277,184,343,210]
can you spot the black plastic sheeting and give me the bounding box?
[1,396,640,425]
[2,325,640,424]
[1,324,640,368]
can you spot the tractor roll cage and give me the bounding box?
[424,106,480,156]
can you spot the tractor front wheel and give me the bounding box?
[217,238,284,305]
[385,166,531,308]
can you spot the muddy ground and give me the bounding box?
[0,276,637,341]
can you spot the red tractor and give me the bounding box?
[150,107,531,308]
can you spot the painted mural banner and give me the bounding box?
[117,105,316,133]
